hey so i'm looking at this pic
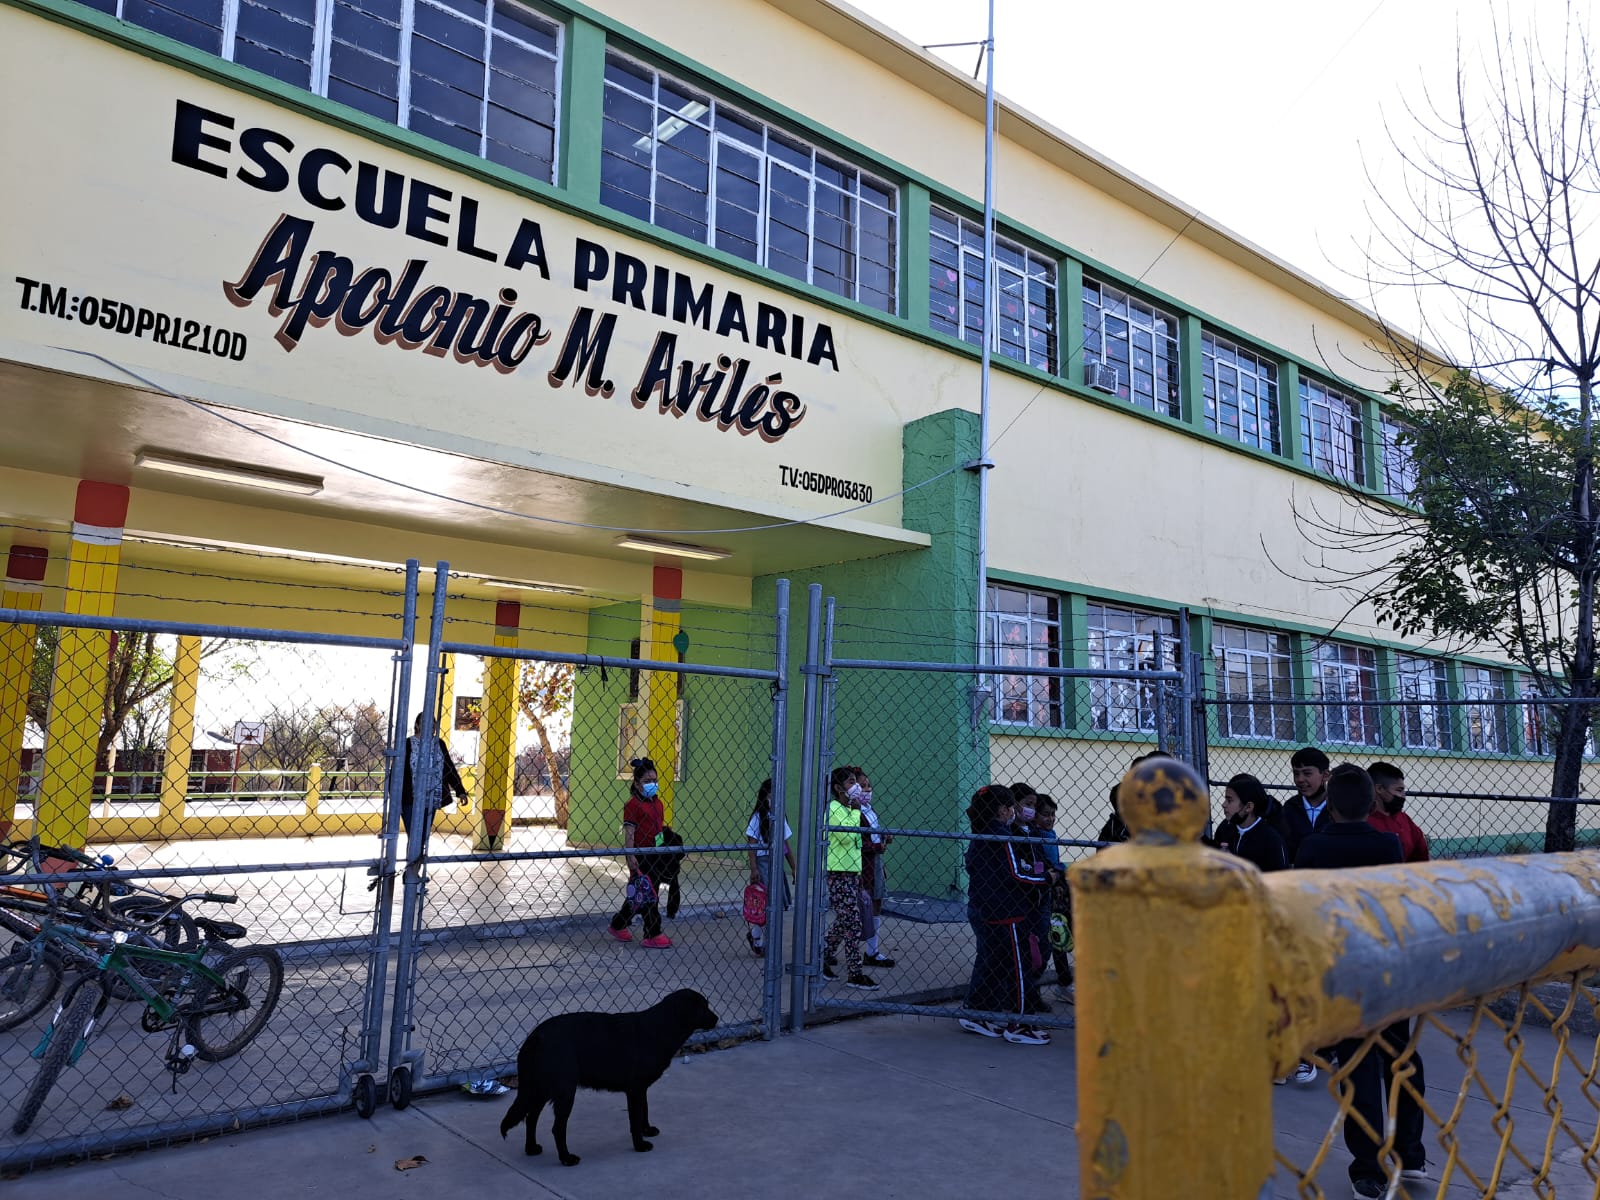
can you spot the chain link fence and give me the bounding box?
[1198,695,1600,858]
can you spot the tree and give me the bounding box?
[517,661,574,824]
[1304,7,1600,851]
[27,630,236,787]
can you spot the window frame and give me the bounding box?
[1211,622,1295,742]
[1083,601,1180,734]
[984,583,1064,730]
[928,207,1057,372]
[1201,329,1280,453]
[1395,653,1450,751]
[1379,412,1420,502]
[1459,665,1510,754]
[600,49,899,314]
[83,0,563,182]
[1309,640,1381,746]
[1299,376,1366,485]
[1081,276,1181,417]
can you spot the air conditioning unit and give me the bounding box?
[1088,362,1122,393]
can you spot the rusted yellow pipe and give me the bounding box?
[1070,756,1274,1200]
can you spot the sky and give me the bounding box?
[848,0,1586,318]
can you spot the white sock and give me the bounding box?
[865,917,879,955]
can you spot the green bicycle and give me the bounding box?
[10,922,283,1136]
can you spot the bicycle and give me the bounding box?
[10,920,284,1135]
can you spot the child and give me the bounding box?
[744,779,795,956]
[960,784,1050,1045]
[1033,794,1074,1002]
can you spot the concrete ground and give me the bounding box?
[5,1008,1597,1199]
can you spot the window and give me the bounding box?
[1202,331,1279,452]
[1299,377,1365,484]
[1084,603,1179,732]
[928,209,1056,371]
[985,584,1062,728]
[1212,623,1294,741]
[1380,413,1419,502]
[601,53,898,313]
[1311,640,1380,745]
[1395,654,1449,750]
[1082,277,1180,416]
[1460,666,1509,753]
[82,0,562,180]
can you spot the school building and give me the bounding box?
[0,0,1588,861]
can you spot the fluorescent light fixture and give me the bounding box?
[473,575,585,597]
[615,534,732,561]
[135,450,323,496]
[633,99,710,151]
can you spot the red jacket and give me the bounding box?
[1367,809,1430,863]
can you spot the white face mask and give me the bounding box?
[1020,807,1036,822]
[844,783,863,802]
[860,789,873,805]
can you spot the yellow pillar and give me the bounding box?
[439,651,458,753]
[157,634,200,839]
[39,482,129,849]
[0,545,49,839]
[304,761,322,818]
[1069,756,1274,1200]
[475,601,518,851]
[642,565,682,824]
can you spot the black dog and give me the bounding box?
[499,988,717,1165]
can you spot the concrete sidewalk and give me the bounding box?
[3,1014,1079,1199]
[8,1007,1597,1198]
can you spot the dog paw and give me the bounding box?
[559,1153,581,1166]
[632,1140,654,1153]
[643,1125,660,1136]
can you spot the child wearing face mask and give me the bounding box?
[821,765,879,990]
[1007,782,1051,1014]
[856,768,896,969]
[608,757,671,947]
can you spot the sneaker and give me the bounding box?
[1293,1061,1318,1085]
[747,931,764,957]
[1351,1179,1385,1199]
[822,962,838,980]
[607,927,633,942]
[1002,1024,1050,1045]
[862,953,896,968]
[958,1018,1002,1038]
[845,973,880,990]
[1400,1164,1429,1180]
[640,935,673,948]
[1054,984,1075,1004]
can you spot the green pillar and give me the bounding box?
[1279,360,1303,465]
[559,15,606,200]
[1360,396,1383,492]
[1062,258,1085,385]
[1292,632,1318,745]
[903,181,930,328]
[1179,313,1205,429]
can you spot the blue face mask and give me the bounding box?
[640,781,659,798]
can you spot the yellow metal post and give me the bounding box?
[40,482,128,849]
[475,600,518,851]
[0,545,48,838]
[642,565,681,824]
[157,633,200,839]
[1070,756,1275,1200]
[305,761,322,818]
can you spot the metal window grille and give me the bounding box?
[1211,622,1295,741]
[984,583,1063,729]
[1201,329,1279,452]
[1084,602,1178,732]
[1396,653,1450,750]
[1299,376,1365,485]
[928,207,1057,372]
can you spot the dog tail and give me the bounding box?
[499,1091,528,1138]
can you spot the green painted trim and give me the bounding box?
[559,14,605,200]
[1061,258,1084,385]
[1179,313,1204,429]
[988,724,1168,747]
[1279,362,1304,466]
[1507,673,1530,757]
[1443,661,1471,753]
[1290,633,1318,742]
[1064,592,1089,729]
[1359,395,1383,494]
[988,569,1186,617]
[1376,646,1401,748]
[903,181,932,338]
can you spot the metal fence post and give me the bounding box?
[788,584,824,1031]
[762,579,790,1038]
[385,561,449,1105]
[351,559,420,1112]
[1071,755,1273,1199]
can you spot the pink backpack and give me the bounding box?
[742,882,768,925]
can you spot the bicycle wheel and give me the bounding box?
[12,983,98,1135]
[187,946,283,1061]
[0,948,62,1032]
[110,897,200,952]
